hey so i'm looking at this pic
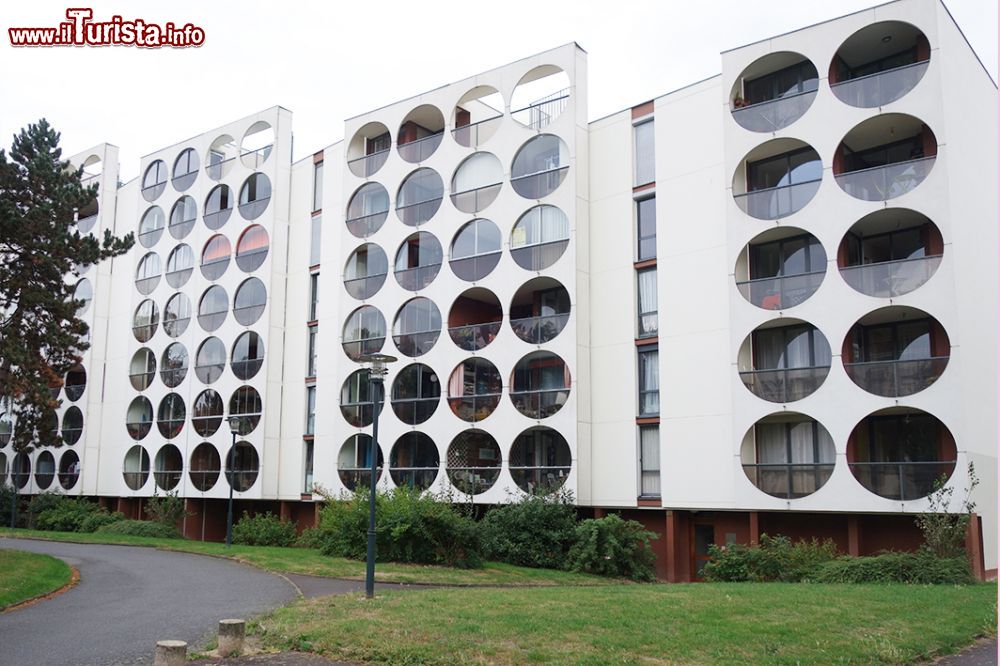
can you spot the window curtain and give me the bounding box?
[453,153,502,192]
[640,350,659,413]
[638,270,657,314]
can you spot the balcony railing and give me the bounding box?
[342,337,385,361]
[76,214,98,234]
[58,469,80,488]
[340,402,375,428]
[452,114,503,147]
[348,149,389,178]
[449,321,501,351]
[141,181,166,201]
[238,196,270,220]
[172,169,197,191]
[743,463,835,499]
[510,166,569,199]
[835,156,935,202]
[734,178,821,220]
[831,60,930,108]
[153,469,182,491]
[447,466,500,495]
[510,239,569,271]
[394,263,441,291]
[449,252,501,281]
[206,156,236,181]
[390,397,439,425]
[225,468,259,492]
[396,197,442,226]
[849,460,955,501]
[343,273,387,300]
[740,365,830,402]
[510,388,570,419]
[392,330,440,357]
[731,89,817,132]
[194,362,225,384]
[448,394,502,422]
[510,313,570,344]
[338,468,381,491]
[510,466,570,494]
[511,89,569,130]
[398,132,443,163]
[241,145,272,169]
[129,372,154,391]
[390,468,439,490]
[844,356,949,397]
[840,254,942,298]
[345,210,388,237]
[736,270,824,310]
[450,182,502,214]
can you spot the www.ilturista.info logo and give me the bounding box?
[9,8,205,48]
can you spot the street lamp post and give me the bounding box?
[359,353,396,599]
[225,416,241,548]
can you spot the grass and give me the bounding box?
[0,549,73,609]
[0,527,612,587]
[253,582,998,665]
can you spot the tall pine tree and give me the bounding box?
[0,119,133,460]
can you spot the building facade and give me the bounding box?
[1,0,995,580]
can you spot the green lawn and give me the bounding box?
[0,549,73,609]
[253,582,998,665]
[0,528,611,587]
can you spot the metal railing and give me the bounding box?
[233,304,265,326]
[163,317,190,337]
[192,415,222,436]
[390,468,439,490]
[338,468,382,491]
[835,156,936,202]
[848,460,955,501]
[203,209,232,230]
[197,310,228,331]
[734,178,821,220]
[510,238,569,271]
[189,469,220,491]
[844,356,949,397]
[840,254,942,298]
[511,89,569,130]
[238,196,270,220]
[831,60,930,108]
[396,197,442,226]
[509,388,570,419]
[448,321,501,351]
[390,398,439,425]
[392,330,440,357]
[343,273,387,299]
[342,337,385,361]
[159,367,188,387]
[129,372,154,391]
[736,270,825,310]
[448,394,502,422]
[449,252,501,281]
[153,470,182,491]
[452,114,503,147]
[398,132,443,163]
[510,313,570,344]
[450,182,502,213]
[347,149,389,178]
[225,468,259,492]
[740,366,830,402]
[742,463,835,499]
[231,358,264,380]
[731,89,817,132]
[345,210,388,237]
[394,263,441,291]
[510,166,569,199]
[509,466,571,495]
[446,466,500,495]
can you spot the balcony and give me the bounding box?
[740,366,830,403]
[240,145,272,170]
[509,389,569,420]
[732,90,817,133]
[508,314,569,345]
[398,131,443,163]
[841,255,942,298]
[830,21,931,108]
[734,179,821,220]
[733,140,822,220]
[834,114,937,202]
[835,156,935,202]
[347,121,391,178]
[832,61,929,108]
[452,114,503,148]
[448,288,502,352]
[736,271,824,310]
[511,167,569,200]
[730,53,818,132]
[510,352,570,419]
[510,277,570,344]
[742,463,835,499]
[511,88,569,130]
[396,198,443,226]
[451,182,502,214]
[741,414,836,499]
[348,149,389,178]
[849,461,955,502]
[844,357,949,397]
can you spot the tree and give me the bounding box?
[915,461,979,558]
[0,119,133,461]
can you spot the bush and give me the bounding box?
[315,488,483,568]
[295,527,327,549]
[480,493,577,569]
[702,534,838,582]
[232,512,297,547]
[96,519,182,539]
[566,514,657,581]
[145,492,187,527]
[812,551,975,585]
[79,510,124,533]
[28,495,121,533]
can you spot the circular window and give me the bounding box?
[135,252,162,295]
[235,225,269,272]
[393,298,441,357]
[11,452,30,489]
[138,206,165,248]
[157,393,186,439]
[232,331,265,380]
[35,450,55,490]
[390,432,439,491]
[391,363,440,425]
[64,365,86,401]
[239,173,272,220]
[169,196,197,240]
[226,441,260,492]
[447,358,502,422]
[58,450,80,489]
[446,430,501,494]
[61,406,84,445]
[76,196,99,235]
[741,413,835,499]
[510,352,571,419]
[396,168,443,226]
[510,427,572,494]
[233,277,267,326]
[206,134,237,181]
[831,22,930,108]
[340,370,383,427]
[511,65,570,130]
[196,337,227,384]
[192,389,224,437]
[163,292,192,338]
[338,434,383,490]
[126,396,153,440]
[73,279,93,317]
[201,234,231,280]
[452,86,504,148]
[510,277,570,344]
[123,445,150,490]
[344,243,388,300]
[154,444,183,491]
[394,232,442,291]
[450,219,501,282]
[451,152,503,214]
[735,227,826,310]
[129,348,156,390]
[190,442,221,491]
[141,160,167,202]
[346,182,390,238]
[0,408,9,447]
[729,52,818,132]
[172,147,199,191]
[165,244,194,288]
[132,299,159,342]
[511,205,569,270]
[511,135,569,199]
[229,387,262,435]
[448,288,502,351]
[733,139,822,220]
[834,114,936,202]
[241,121,274,169]
[738,319,831,402]
[397,105,445,163]
[347,122,391,178]
[204,184,233,230]
[198,285,228,331]
[160,342,189,388]
[342,305,386,361]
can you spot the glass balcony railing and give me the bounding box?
[450,182,502,213]
[452,114,503,148]
[392,330,439,357]
[736,270,824,310]
[734,179,821,220]
[739,366,830,402]
[835,156,935,202]
[844,356,949,397]
[241,145,272,169]
[338,468,382,491]
[206,156,236,181]
[448,394,501,422]
[731,89,817,132]
[396,197,442,226]
[510,313,570,344]
[831,60,930,108]
[345,210,388,237]
[511,89,569,130]
[342,337,385,361]
[840,255,942,298]
[509,388,570,419]
[348,149,389,178]
[449,252,501,281]
[394,263,441,291]
[510,167,569,199]
[510,239,569,271]
[398,132,444,163]
[448,322,501,351]
[76,214,98,234]
[849,460,955,501]
[447,466,500,495]
[390,398,439,425]
[390,468,439,490]
[343,273,386,300]
[510,466,570,494]
[742,463,835,499]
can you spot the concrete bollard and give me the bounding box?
[218,618,246,657]
[153,640,187,666]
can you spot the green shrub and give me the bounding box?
[232,512,298,547]
[96,519,182,539]
[702,534,838,582]
[294,526,327,549]
[0,485,15,526]
[145,492,188,527]
[480,493,577,569]
[28,495,121,533]
[78,510,124,533]
[566,514,657,581]
[812,551,975,584]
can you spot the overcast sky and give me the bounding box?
[2,0,995,180]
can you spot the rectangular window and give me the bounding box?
[307,325,318,377]
[637,346,659,416]
[305,386,316,435]
[312,161,324,212]
[634,120,655,186]
[746,147,821,191]
[309,272,319,321]
[637,268,658,338]
[310,214,322,266]
[639,425,661,497]
[636,196,656,261]
[303,440,314,494]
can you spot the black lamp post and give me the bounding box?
[359,353,396,599]
[225,415,241,548]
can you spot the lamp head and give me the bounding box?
[359,353,398,376]
[228,416,242,435]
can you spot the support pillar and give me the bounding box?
[665,510,679,583]
[847,516,860,556]
[965,513,985,581]
[748,511,759,546]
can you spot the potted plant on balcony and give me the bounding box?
[733,94,748,109]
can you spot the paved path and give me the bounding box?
[0,538,297,666]
[936,638,998,666]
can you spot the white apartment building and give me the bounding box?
[1,0,995,581]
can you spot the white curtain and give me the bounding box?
[638,269,657,314]
[453,153,502,193]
